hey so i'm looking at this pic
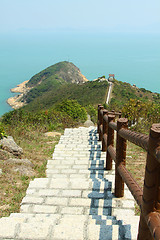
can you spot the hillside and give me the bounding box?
[1,62,159,220]
[23,61,88,104]
[109,79,160,110]
[6,61,109,112]
[5,61,159,131]
[23,80,109,112]
[27,61,88,87]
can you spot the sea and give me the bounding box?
[0,31,160,116]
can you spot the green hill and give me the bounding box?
[109,79,160,110]
[23,61,88,104]
[12,61,108,112]
[23,80,109,112]
[3,61,159,133]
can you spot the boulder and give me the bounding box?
[84,120,95,127]
[0,136,23,156]
[6,158,35,177]
[84,114,95,127]
[44,132,61,137]
[13,165,35,177]
[6,158,34,167]
[0,149,15,160]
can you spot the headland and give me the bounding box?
[7,80,31,109]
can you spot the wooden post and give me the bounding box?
[97,104,101,134]
[102,110,108,152]
[138,124,160,240]
[119,111,122,118]
[106,114,115,170]
[99,106,104,141]
[115,118,128,197]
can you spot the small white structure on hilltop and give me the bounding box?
[108,74,115,82]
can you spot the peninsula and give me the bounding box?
[7,80,31,109]
[7,61,88,110]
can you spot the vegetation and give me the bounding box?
[26,61,85,87]
[126,141,146,215]
[109,79,160,111]
[0,123,61,217]
[23,80,109,112]
[2,108,76,132]
[0,123,7,139]
[1,61,159,217]
[55,100,87,122]
[23,61,88,104]
[122,99,160,133]
[106,79,160,133]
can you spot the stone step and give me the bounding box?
[26,177,132,193]
[20,194,135,209]
[0,126,140,239]
[0,214,138,240]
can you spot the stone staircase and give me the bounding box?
[0,126,139,240]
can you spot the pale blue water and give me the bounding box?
[0,31,160,116]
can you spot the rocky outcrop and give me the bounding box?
[7,80,31,109]
[10,80,30,93]
[0,136,23,156]
[84,114,94,127]
[0,138,35,177]
[44,132,61,137]
[6,158,35,177]
[6,158,34,167]
[0,149,15,160]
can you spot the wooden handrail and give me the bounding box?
[97,104,160,240]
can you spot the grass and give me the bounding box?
[0,121,147,218]
[111,129,146,216]
[0,126,61,217]
[126,141,146,215]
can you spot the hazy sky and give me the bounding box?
[0,0,160,33]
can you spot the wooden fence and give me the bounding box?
[97,104,160,240]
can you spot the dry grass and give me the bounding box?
[126,141,146,215]
[0,125,147,218]
[0,128,61,218]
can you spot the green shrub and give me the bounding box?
[0,123,7,139]
[1,107,76,132]
[55,99,87,122]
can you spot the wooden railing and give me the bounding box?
[97,104,160,240]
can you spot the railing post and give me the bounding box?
[138,124,160,240]
[106,114,115,170]
[99,106,104,141]
[115,118,128,197]
[97,104,101,134]
[102,110,108,152]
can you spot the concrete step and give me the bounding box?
[0,214,138,240]
[0,126,140,239]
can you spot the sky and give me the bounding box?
[0,0,160,33]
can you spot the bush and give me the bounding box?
[55,99,87,122]
[0,123,7,139]
[1,107,76,132]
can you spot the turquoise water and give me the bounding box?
[0,31,160,116]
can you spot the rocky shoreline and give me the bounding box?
[7,80,31,109]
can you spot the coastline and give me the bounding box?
[7,80,30,109]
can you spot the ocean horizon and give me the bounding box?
[0,31,160,116]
